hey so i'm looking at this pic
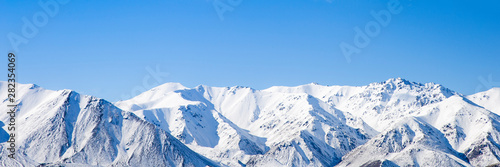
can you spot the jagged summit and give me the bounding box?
[383,77,414,84]
[372,78,449,91]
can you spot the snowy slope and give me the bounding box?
[332,78,457,132]
[337,117,471,167]
[338,94,500,167]
[467,88,500,115]
[3,78,500,167]
[115,83,373,166]
[242,78,457,133]
[116,78,500,167]
[416,95,500,166]
[240,93,369,167]
[0,82,217,167]
[115,85,269,166]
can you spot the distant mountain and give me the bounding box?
[2,78,499,166]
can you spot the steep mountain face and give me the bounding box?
[0,82,217,167]
[115,83,372,166]
[337,117,470,167]
[115,78,500,167]
[338,94,500,167]
[251,78,457,133]
[416,95,500,167]
[2,78,500,167]
[332,78,457,132]
[238,93,368,167]
[115,85,269,166]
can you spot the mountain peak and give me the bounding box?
[150,82,187,92]
[369,78,456,96]
[383,77,415,85]
[365,78,425,91]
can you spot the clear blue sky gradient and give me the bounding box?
[1,0,499,101]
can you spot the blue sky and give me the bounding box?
[1,0,499,101]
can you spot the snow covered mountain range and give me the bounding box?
[1,78,499,167]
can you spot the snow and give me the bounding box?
[337,117,471,167]
[467,88,500,115]
[113,78,500,166]
[1,78,500,166]
[0,81,217,167]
